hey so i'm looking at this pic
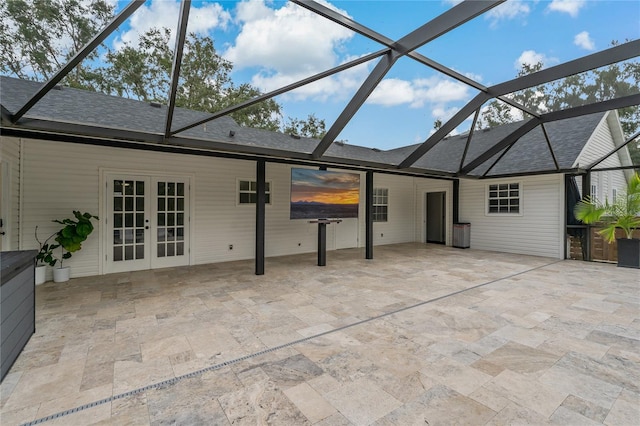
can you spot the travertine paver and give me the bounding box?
[0,243,638,425]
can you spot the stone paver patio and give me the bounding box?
[1,243,638,425]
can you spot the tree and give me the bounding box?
[96,28,282,130]
[477,46,640,165]
[282,114,327,138]
[0,0,114,90]
[0,3,321,132]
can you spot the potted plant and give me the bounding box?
[35,211,99,283]
[574,172,640,268]
[35,226,59,285]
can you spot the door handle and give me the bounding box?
[0,232,5,235]
[145,226,149,230]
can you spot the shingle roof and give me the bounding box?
[0,76,608,176]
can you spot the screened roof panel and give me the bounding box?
[1,0,638,177]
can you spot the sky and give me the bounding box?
[107,0,640,150]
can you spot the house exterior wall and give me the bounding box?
[0,137,21,251]
[6,133,583,278]
[368,173,417,246]
[458,174,565,259]
[575,112,629,201]
[11,137,426,279]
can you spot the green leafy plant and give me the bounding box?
[35,211,99,267]
[35,226,60,267]
[574,172,640,242]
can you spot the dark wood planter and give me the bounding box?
[1,250,37,382]
[617,238,640,268]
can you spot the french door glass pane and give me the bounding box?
[113,179,146,262]
[156,180,186,258]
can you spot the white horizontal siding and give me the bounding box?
[18,139,371,278]
[368,173,416,246]
[459,174,564,259]
[576,114,628,202]
[575,114,615,168]
[0,137,21,250]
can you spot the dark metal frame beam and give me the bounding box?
[291,0,535,117]
[586,129,640,170]
[164,0,191,139]
[170,49,386,135]
[481,137,521,178]
[399,40,640,168]
[311,0,504,159]
[255,160,266,275]
[1,117,460,179]
[365,171,373,260]
[540,123,560,171]
[464,118,540,176]
[312,50,398,158]
[459,94,640,175]
[458,109,480,172]
[10,0,144,123]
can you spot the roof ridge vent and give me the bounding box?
[371,147,381,152]
[335,141,345,146]
[149,102,162,108]
[289,134,301,139]
[52,85,63,91]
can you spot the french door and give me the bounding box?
[106,174,190,273]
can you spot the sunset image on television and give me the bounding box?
[290,168,360,219]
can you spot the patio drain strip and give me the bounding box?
[23,259,561,425]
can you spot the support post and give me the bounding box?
[452,179,460,225]
[365,171,374,259]
[582,172,591,262]
[318,223,327,266]
[255,160,265,275]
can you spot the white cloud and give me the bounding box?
[251,56,370,102]
[367,76,470,109]
[114,1,230,49]
[515,50,557,69]
[574,31,595,50]
[548,0,586,17]
[485,0,531,27]
[432,106,461,123]
[224,0,354,94]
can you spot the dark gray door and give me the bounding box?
[426,192,446,244]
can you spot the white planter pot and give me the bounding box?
[53,266,70,283]
[35,265,46,285]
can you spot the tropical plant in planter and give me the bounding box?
[35,211,99,282]
[574,172,640,268]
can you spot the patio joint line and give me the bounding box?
[22,259,561,426]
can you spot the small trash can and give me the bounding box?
[453,222,470,248]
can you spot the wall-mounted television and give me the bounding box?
[290,168,360,219]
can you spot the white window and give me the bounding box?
[373,188,388,222]
[612,188,617,201]
[591,184,598,200]
[487,182,520,214]
[238,180,271,204]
